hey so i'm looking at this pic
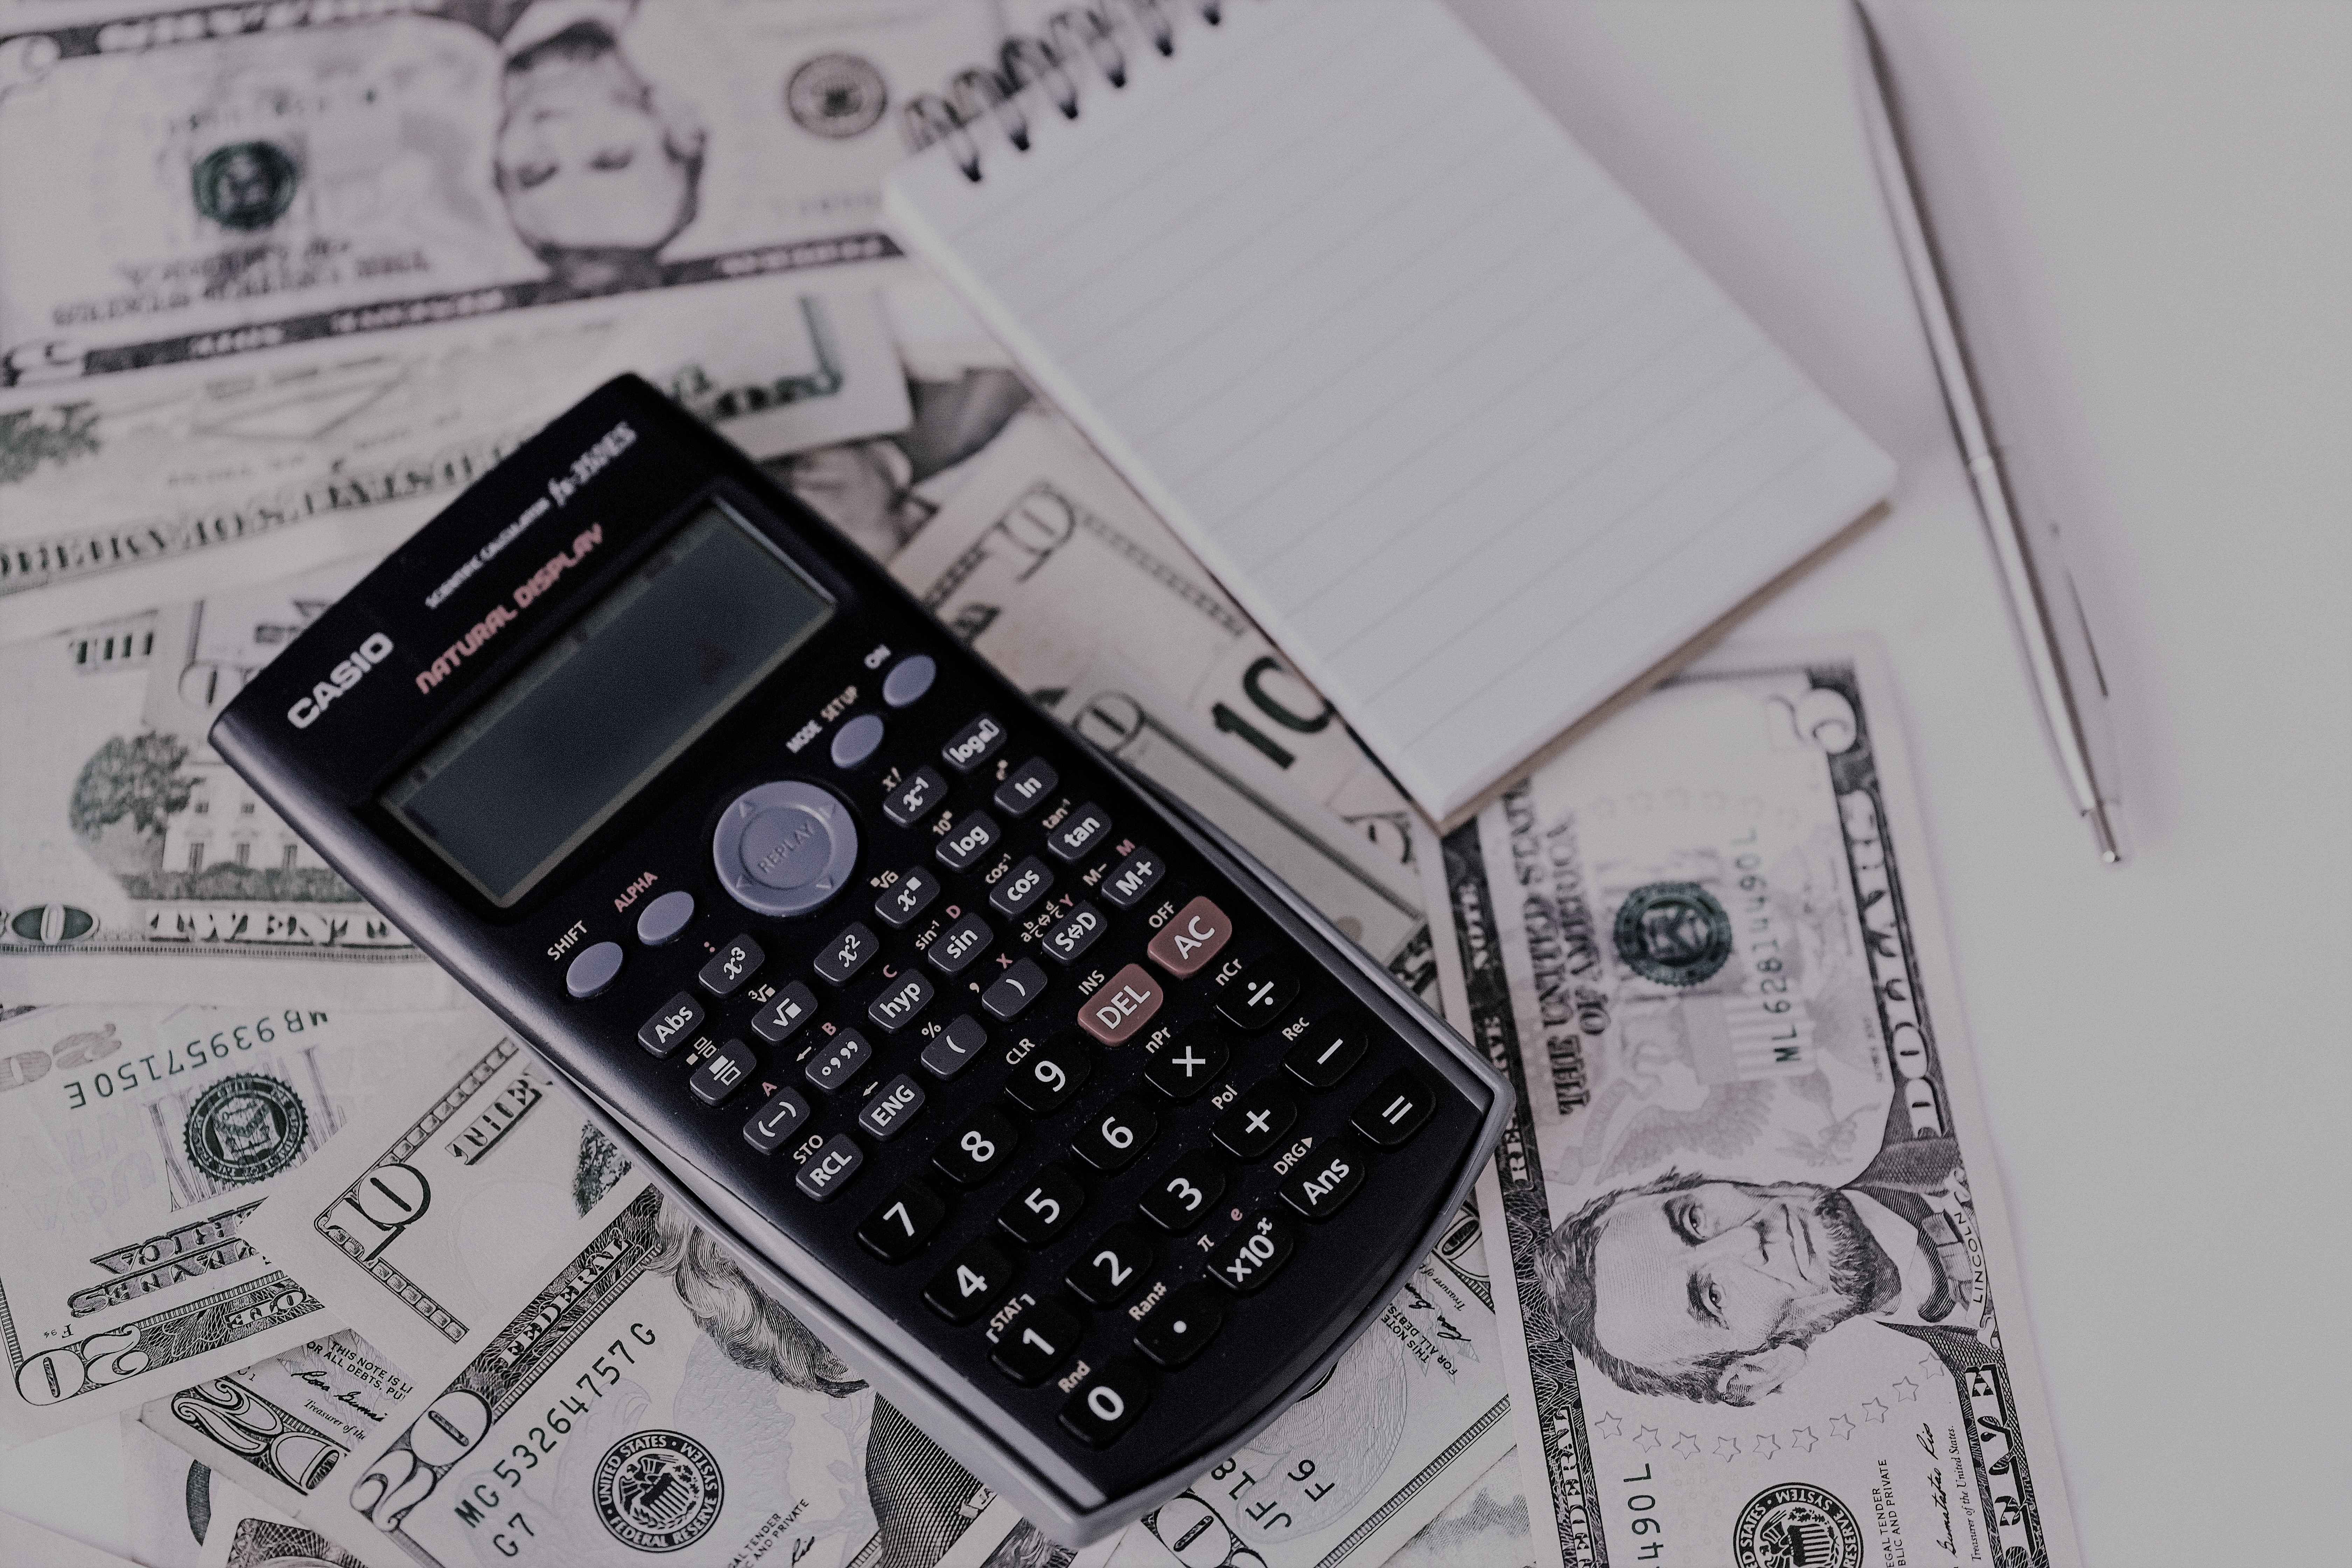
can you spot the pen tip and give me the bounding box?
[2088,801,2127,865]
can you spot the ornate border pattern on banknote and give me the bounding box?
[1443,661,2057,1568]
[309,1037,527,1344]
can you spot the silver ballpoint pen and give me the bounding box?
[1850,1,2129,863]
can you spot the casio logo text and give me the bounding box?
[287,633,394,729]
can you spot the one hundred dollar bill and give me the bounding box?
[0,1001,484,1444]
[0,280,912,638]
[0,0,1001,379]
[0,555,461,1005]
[240,1033,638,1382]
[1422,647,2081,1568]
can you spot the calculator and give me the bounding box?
[211,375,1506,1544]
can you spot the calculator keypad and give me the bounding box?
[588,677,1482,1482]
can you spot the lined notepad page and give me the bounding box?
[886,0,1893,822]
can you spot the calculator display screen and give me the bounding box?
[382,505,833,905]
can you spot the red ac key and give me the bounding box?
[1146,896,1231,978]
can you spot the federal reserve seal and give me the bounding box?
[785,53,888,138]
[184,1074,308,1185]
[594,1429,724,1552]
[1731,1483,1865,1568]
[191,141,299,231]
[1612,881,1734,987]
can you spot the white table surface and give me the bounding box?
[5,4,2346,1566]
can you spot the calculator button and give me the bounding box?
[942,713,1007,773]
[1039,901,1108,966]
[1205,1211,1296,1295]
[933,1107,1019,1187]
[988,855,1054,918]
[1059,1364,1149,1448]
[713,780,857,918]
[883,654,936,708]
[1353,1070,1434,1147]
[1134,1284,1225,1369]
[804,1028,873,1093]
[1144,1024,1228,1101]
[920,1014,988,1080]
[991,1298,1080,1386]
[874,868,941,928]
[1072,1094,1157,1173]
[1078,964,1163,1045]
[994,757,1058,817]
[1146,896,1232,978]
[813,922,879,985]
[1283,1018,1366,1088]
[831,713,885,770]
[796,1134,864,1202]
[856,1179,946,1262]
[997,1164,1085,1247]
[1137,1151,1226,1233]
[857,1073,928,1140]
[1278,1136,1368,1221]
[565,941,623,999]
[1099,847,1165,909]
[1213,1079,1299,1161]
[924,1237,1014,1323]
[868,970,936,1033]
[634,889,694,946]
[937,811,1002,871]
[884,766,948,828]
[751,981,819,1044]
[927,912,993,976]
[637,992,705,1059]
[1067,1223,1154,1306]
[698,934,764,997]
[1217,959,1298,1031]
[742,1086,813,1154]
[1003,1036,1092,1114]
[1045,802,1112,863]
[982,958,1049,1022]
[690,1040,758,1107]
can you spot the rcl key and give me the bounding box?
[1205,1211,1296,1295]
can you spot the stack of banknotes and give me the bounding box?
[0,5,2078,1567]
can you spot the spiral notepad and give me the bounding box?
[885,0,1894,827]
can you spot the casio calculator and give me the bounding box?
[212,375,1506,1543]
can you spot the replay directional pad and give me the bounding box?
[713,780,858,917]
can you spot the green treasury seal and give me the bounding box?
[191,142,300,232]
[184,1074,308,1185]
[595,1429,724,1552]
[1732,1482,1864,1568]
[1612,881,1733,987]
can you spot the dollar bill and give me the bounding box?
[0,1001,481,1443]
[199,1512,368,1568]
[882,414,1433,991]
[1078,1209,1512,1568]
[240,1032,639,1382]
[122,1406,267,1568]
[308,1179,1014,1568]
[0,1,1002,378]
[0,555,466,1004]
[1422,647,2080,1568]
[143,1329,413,1522]
[0,279,913,639]
[1385,1450,1534,1568]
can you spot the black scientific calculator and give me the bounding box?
[212,376,1506,1542]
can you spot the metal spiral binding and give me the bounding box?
[902,0,1228,182]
